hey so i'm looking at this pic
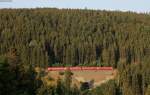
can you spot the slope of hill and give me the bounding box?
[0,8,149,95]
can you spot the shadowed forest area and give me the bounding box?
[0,8,150,95]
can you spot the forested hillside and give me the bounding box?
[0,8,149,67]
[0,8,150,95]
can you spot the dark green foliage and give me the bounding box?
[91,80,118,95]
[0,54,42,95]
[0,56,16,95]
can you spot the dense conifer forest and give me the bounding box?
[0,8,150,95]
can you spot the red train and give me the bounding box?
[47,67,113,71]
